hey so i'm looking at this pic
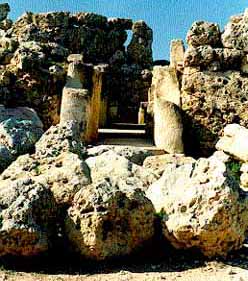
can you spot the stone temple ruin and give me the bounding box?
[0,3,246,157]
[1,3,248,263]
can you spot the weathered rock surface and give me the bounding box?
[0,121,91,206]
[186,21,221,47]
[0,106,43,171]
[182,70,248,156]
[222,9,248,51]
[0,9,153,128]
[0,178,57,256]
[87,145,155,165]
[216,124,248,162]
[65,179,155,260]
[146,152,248,258]
[143,154,195,176]
[35,121,86,159]
[86,150,158,191]
[127,20,153,68]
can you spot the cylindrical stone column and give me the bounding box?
[154,99,184,153]
[60,86,90,139]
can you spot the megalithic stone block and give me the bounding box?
[60,86,90,140]
[154,99,184,154]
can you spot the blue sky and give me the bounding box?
[3,0,248,60]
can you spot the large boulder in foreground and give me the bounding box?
[146,152,248,258]
[0,106,44,171]
[65,179,155,260]
[0,121,91,206]
[86,150,158,191]
[216,123,248,162]
[0,152,91,206]
[0,178,57,256]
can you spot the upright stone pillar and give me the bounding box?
[85,64,108,143]
[60,55,91,141]
[150,66,184,153]
[60,54,108,143]
[170,39,185,71]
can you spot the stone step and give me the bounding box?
[98,128,147,139]
[109,123,146,130]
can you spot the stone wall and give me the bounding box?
[0,5,153,128]
[181,12,248,156]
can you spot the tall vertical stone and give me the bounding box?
[170,39,185,71]
[85,64,108,143]
[150,66,184,153]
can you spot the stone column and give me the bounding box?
[60,55,91,141]
[85,64,108,143]
[151,66,184,153]
[60,87,90,134]
[154,99,184,153]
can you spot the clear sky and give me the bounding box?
[3,0,248,60]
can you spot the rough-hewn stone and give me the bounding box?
[222,9,248,51]
[182,70,248,156]
[146,153,248,258]
[65,179,155,260]
[186,21,221,47]
[216,124,248,162]
[86,150,158,191]
[0,178,57,257]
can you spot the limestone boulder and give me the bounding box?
[87,145,155,165]
[0,151,91,206]
[86,150,158,191]
[0,106,43,171]
[184,45,214,67]
[222,10,248,51]
[182,70,248,156]
[0,121,91,206]
[146,152,248,258]
[0,178,57,256]
[65,179,155,260]
[216,124,248,162]
[186,21,221,47]
[35,121,87,159]
[143,154,195,176]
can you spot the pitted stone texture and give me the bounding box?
[11,41,46,71]
[65,179,155,260]
[86,150,158,191]
[87,145,154,165]
[0,152,91,206]
[127,20,153,67]
[143,154,195,177]
[35,121,86,159]
[146,154,248,258]
[0,178,57,257]
[182,70,248,156]
[186,21,221,47]
[216,124,248,162]
[0,3,10,22]
[0,106,43,171]
[184,46,244,71]
[222,11,248,52]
